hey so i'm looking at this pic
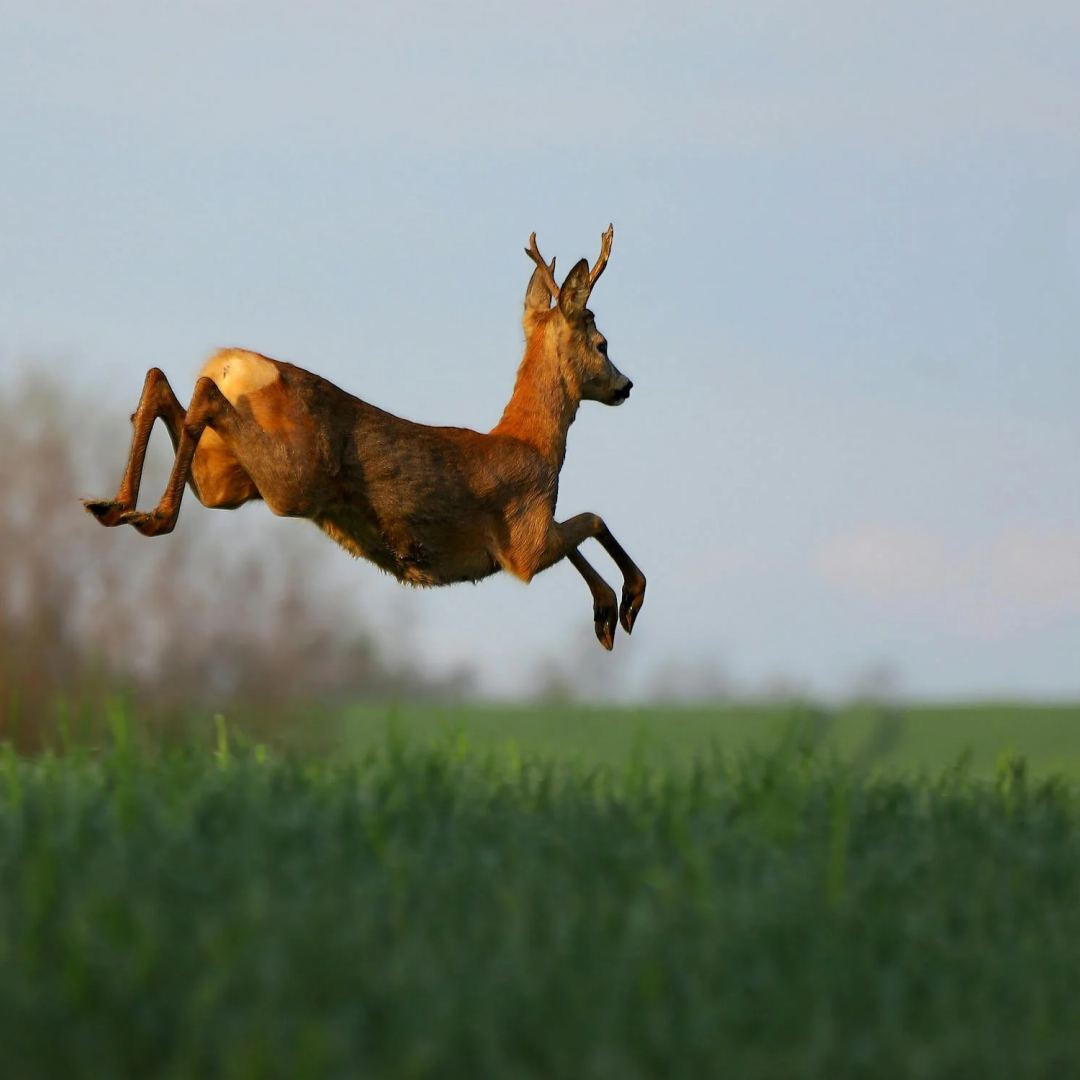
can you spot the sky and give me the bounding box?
[2,1,1079,699]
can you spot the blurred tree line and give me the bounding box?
[0,375,475,750]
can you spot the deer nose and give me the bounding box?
[624,380,634,394]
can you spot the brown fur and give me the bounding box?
[84,228,646,648]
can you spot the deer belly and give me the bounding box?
[317,513,500,587]
[401,534,501,586]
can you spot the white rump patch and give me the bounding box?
[198,348,279,406]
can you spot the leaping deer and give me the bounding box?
[84,225,645,649]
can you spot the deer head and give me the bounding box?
[523,225,633,407]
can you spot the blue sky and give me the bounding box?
[3,2,1079,698]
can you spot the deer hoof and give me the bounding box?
[622,583,643,630]
[594,603,617,651]
[82,498,130,527]
[620,583,645,635]
[119,509,173,537]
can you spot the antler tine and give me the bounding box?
[588,223,614,289]
[525,232,561,300]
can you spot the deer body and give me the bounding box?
[85,227,646,648]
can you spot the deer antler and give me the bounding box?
[589,224,614,289]
[525,232,561,300]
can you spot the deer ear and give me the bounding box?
[558,259,592,320]
[524,258,556,313]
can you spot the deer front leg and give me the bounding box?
[567,550,619,651]
[116,377,233,537]
[589,518,647,635]
[532,513,646,646]
[547,514,646,635]
[83,367,187,526]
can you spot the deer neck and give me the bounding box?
[493,328,580,469]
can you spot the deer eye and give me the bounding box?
[597,340,608,356]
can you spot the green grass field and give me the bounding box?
[336,700,1080,778]
[3,703,1080,1077]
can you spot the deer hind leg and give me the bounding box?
[534,513,647,647]
[115,377,241,537]
[83,367,188,526]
